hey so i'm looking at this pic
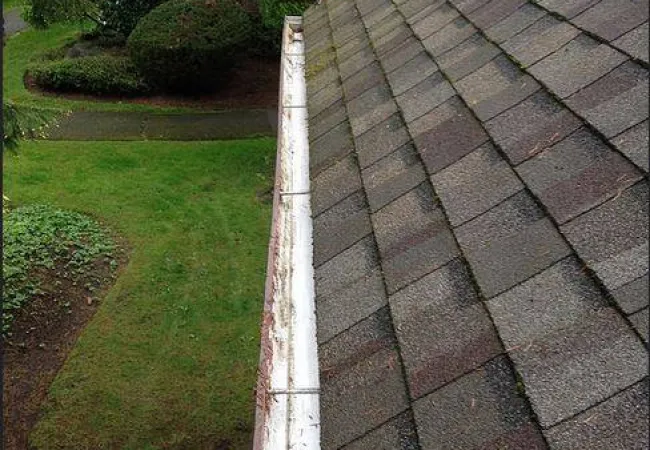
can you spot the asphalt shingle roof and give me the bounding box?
[302,0,649,447]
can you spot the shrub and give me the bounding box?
[28,55,150,96]
[79,28,128,48]
[98,0,167,37]
[259,0,309,32]
[247,14,282,58]
[127,0,253,93]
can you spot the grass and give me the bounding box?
[4,139,275,448]
[3,0,25,11]
[3,22,204,113]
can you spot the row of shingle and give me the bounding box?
[316,0,553,448]
[306,0,648,446]
[305,0,547,448]
[305,4,417,449]
[437,0,649,341]
[390,0,649,443]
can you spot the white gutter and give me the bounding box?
[253,16,320,450]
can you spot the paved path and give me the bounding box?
[4,13,278,141]
[3,8,28,37]
[43,110,278,141]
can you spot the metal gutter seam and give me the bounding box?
[253,16,320,450]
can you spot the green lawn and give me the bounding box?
[3,22,203,113]
[3,0,24,11]
[4,139,274,448]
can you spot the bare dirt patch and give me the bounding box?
[3,238,129,450]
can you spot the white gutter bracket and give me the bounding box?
[253,16,320,450]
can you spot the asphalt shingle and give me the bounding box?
[516,128,643,224]
[311,154,363,216]
[342,61,387,101]
[339,46,377,81]
[422,17,477,57]
[612,22,649,63]
[560,181,649,292]
[455,55,541,121]
[347,83,399,137]
[372,183,459,293]
[362,4,398,30]
[320,317,410,449]
[544,380,649,449]
[414,356,547,449]
[342,411,419,450]
[431,143,523,226]
[378,37,425,74]
[502,15,581,68]
[466,0,527,29]
[436,33,501,81]
[449,0,491,15]
[488,257,648,427]
[572,0,649,41]
[395,72,455,122]
[313,191,372,267]
[386,51,439,96]
[315,237,386,343]
[373,23,413,56]
[308,82,344,118]
[361,144,427,212]
[612,273,649,316]
[412,3,460,39]
[310,120,354,176]
[535,0,598,19]
[630,310,649,343]
[368,11,405,41]
[483,3,547,43]
[390,259,502,398]
[409,96,489,173]
[456,190,570,298]
[611,120,649,172]
[528,34,628,99]
[308,99,347,142]
[485,91,582,165]
[354,114,412,168]
[398,0,444,20]
[565,61,649,138]
[302,1,649,447]
[337,34,372,61]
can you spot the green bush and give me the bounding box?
[28,54,150,96]
[98,0,166,37]
[127,0,253,93]
[259,0,309,31]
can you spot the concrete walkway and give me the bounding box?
[3,8,28,37]
[44,110,278,141]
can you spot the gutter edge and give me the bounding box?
[253,16,320,450]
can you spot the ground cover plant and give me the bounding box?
[3,204,117,336]
[4,138,275,448]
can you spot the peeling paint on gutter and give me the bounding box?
[253,16,320,450]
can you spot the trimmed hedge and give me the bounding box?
[28,55,150,96]
[127,0,253,93]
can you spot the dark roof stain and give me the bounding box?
[302,0,649,447]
